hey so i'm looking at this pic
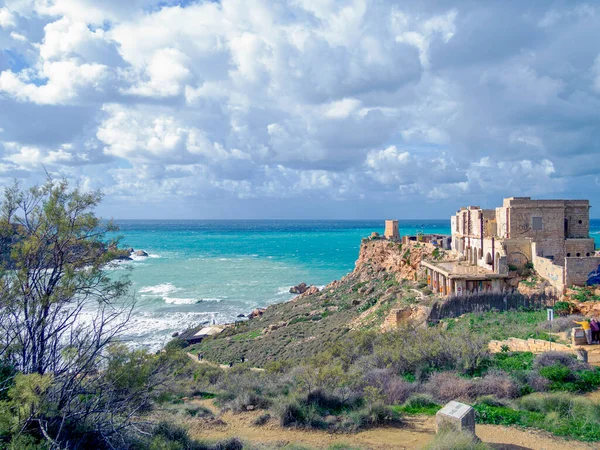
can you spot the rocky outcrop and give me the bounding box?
[354,239,452,282]
[132,249,149,257]
[248,308,266,319]
[296,286,320,299]
[290,283,308,294]
[262,321,287,334]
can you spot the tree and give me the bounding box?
[0,179,131,376]
[0,179,157,448]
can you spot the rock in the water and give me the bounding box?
[237,313,246,318]
[171,332,179,337]
[290,282,308,294]
[132,250,149,257]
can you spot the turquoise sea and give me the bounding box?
[112,219,600,349]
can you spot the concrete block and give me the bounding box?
[436,401,476,437]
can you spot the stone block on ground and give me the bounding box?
[436,401,476,437]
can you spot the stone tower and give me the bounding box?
[384,220,400,241]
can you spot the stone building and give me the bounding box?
[384,220,400,240]
[422,197,599,296]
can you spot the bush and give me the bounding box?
[425,372,474,403]
[146,422,244,450]
[397,393,441,415]
[363,369,418,404]
[474,371,519,399]
[538,364,572,383]
[538,315,584,332]
[553,301,572,315]
[534,352,586,371]
[252,413,271,426]
[524,372,550,392]
[491,352,534,372]
[225,391,271,413]
[340,403,399,432]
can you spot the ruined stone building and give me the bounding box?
[422,197,599,296]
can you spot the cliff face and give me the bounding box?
[354,238,450,282]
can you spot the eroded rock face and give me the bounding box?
[354,239,452,282]
[248,308,266,319]
[290,283,308,294]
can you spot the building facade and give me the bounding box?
[424,197,599,296]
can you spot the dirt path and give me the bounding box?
[186,353,265,371]
[182,399,594,450]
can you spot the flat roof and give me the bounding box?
[193,326,224,338]
[422,260,508,280]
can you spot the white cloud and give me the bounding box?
[125,48,192,98]
[0,8,16,28]
[39,17,108,61]
[0,1,598,216]
[322,98,361,119]
[10,31,27,42]
[393,8,457,69]
[0,60,108,104]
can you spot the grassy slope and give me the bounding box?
[189,269,422,366]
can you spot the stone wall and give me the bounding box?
[565,257,600,287]
[504,238,533,268]
[532,253,564,293]
[565,239,596,258]
[565,202,591,238]
[488,337,574,354]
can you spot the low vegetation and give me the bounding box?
[2,180,598,448]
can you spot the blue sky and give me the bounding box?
[0,0,599,219]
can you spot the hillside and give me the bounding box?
[185,238,451,366]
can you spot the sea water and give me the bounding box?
[111,219,600,349]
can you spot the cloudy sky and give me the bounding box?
[0,0,599,219]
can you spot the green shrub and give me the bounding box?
[491,352,534,372]
[553,301,572,315]
[475,393,600,442]
[395,394,441,415]
[538,364,572,383]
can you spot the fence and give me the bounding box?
[428,291,556,322]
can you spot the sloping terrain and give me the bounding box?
[185,239,446,366]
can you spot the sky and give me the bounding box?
[0,0,599,219]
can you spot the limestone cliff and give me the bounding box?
[354,238,452,282]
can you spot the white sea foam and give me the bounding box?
[163,297,197,305]
[199,297,223,302]
[139,283,179,296]
[148,253,161,258]
[277,286,292,295]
